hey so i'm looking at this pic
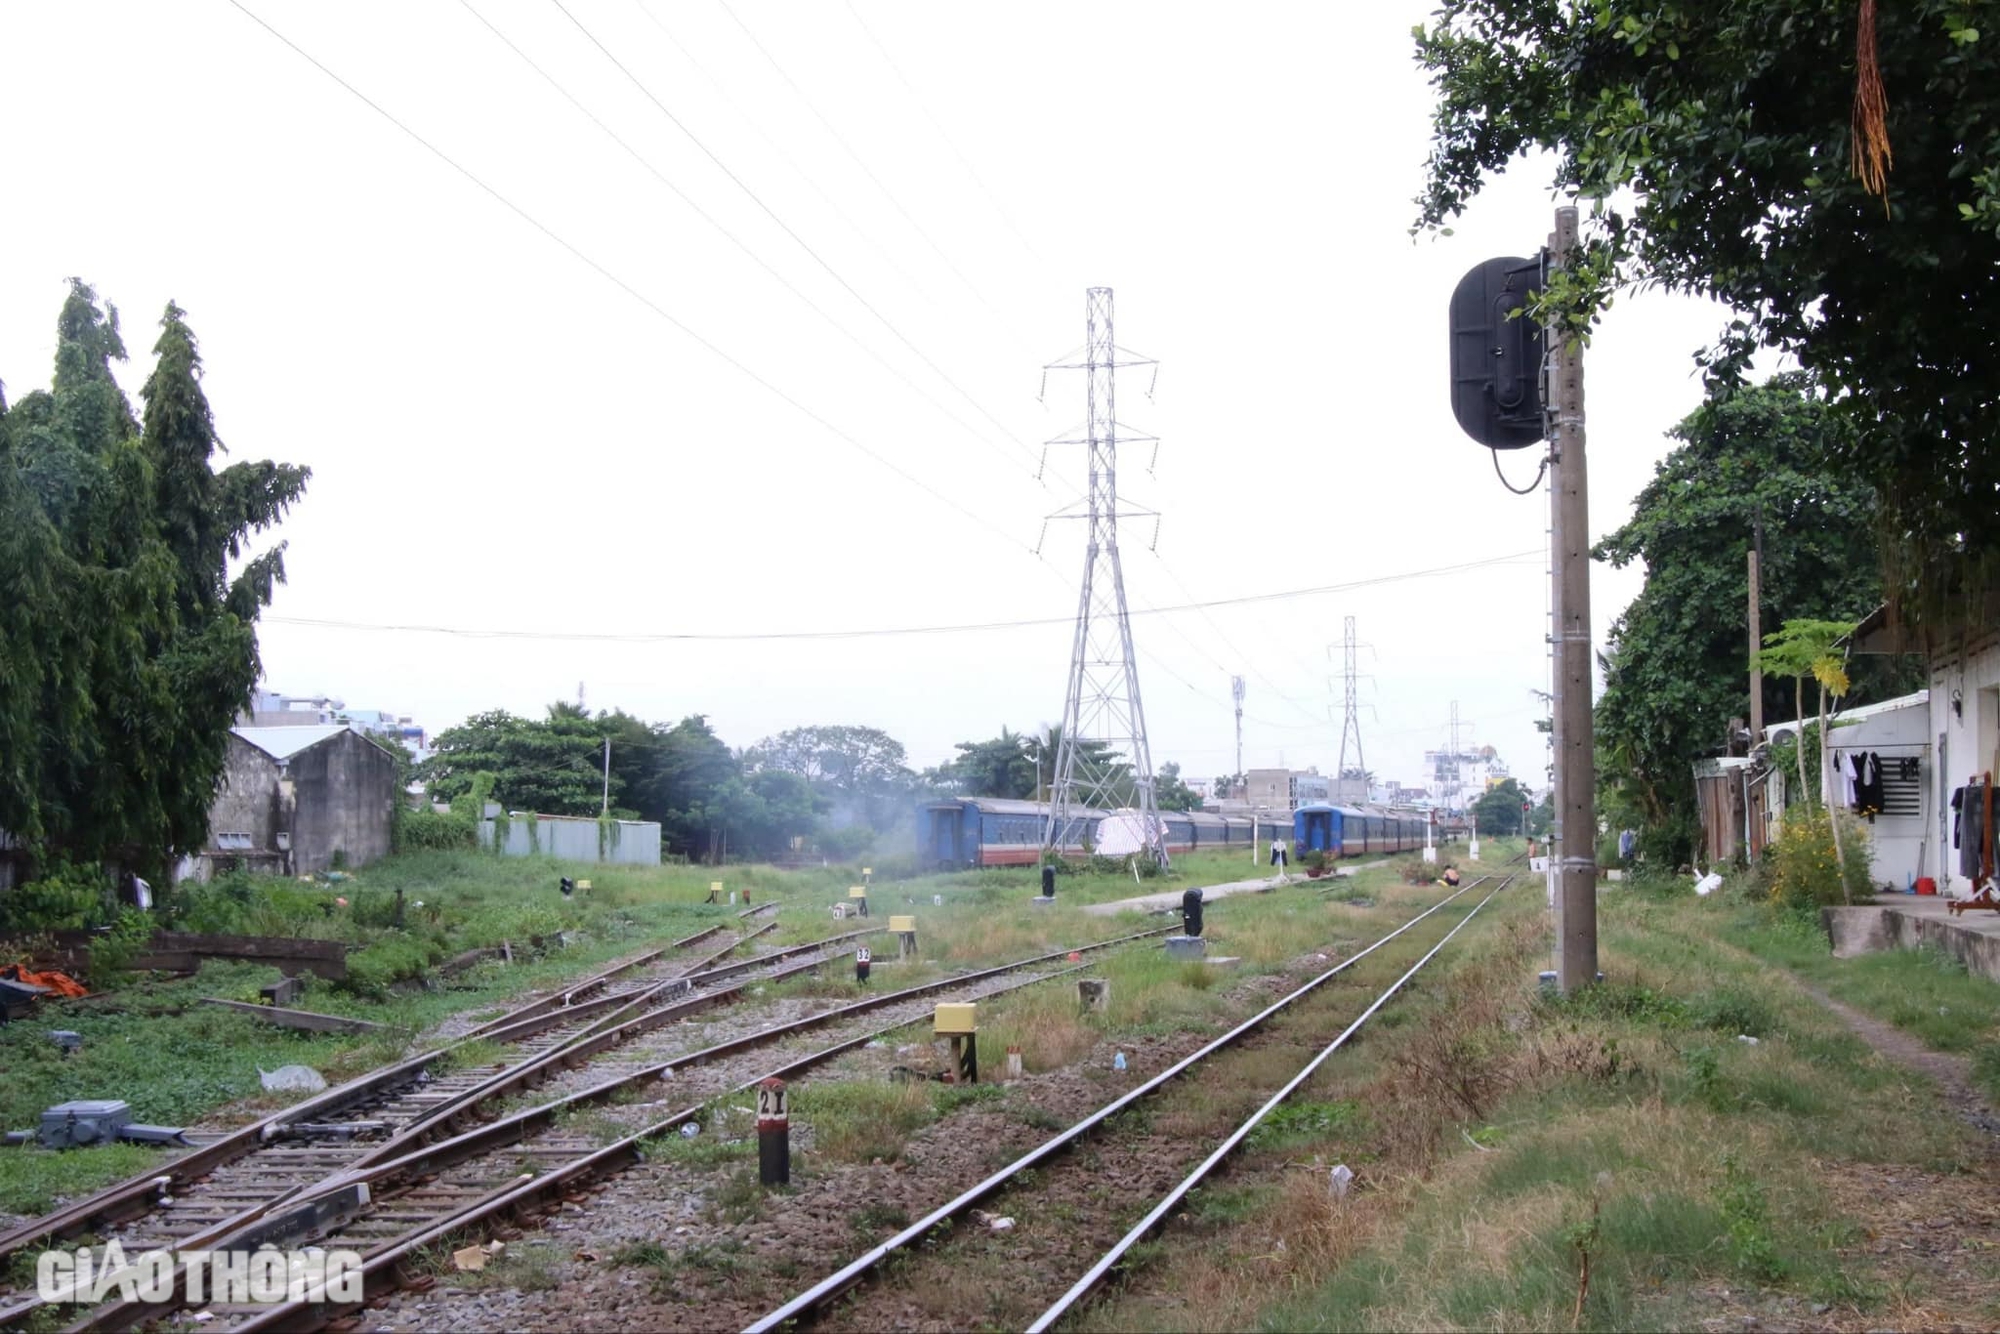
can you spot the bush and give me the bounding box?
[1765,810,1872,910]
[396,807,476,853]
[814,825,877,860]
[0,862,116,934]
[86,909,159,986]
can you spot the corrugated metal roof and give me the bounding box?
[231,724,352,760]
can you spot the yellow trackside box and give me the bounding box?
[576,880,592,892]
[889,915,915,933]
[849,886,868,899]
[933,1003,977,1035]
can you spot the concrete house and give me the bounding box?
[1847,598,2000,897]
[191,725,399,879]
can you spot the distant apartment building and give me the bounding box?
[1422,745,1509,813]
[1243,767,1330,811]
[244,689,428,755]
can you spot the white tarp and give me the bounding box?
[1094,809,1162,856]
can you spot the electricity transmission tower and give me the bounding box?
[1447,699,1463,813]
[1231,675,1246,787]
[1332,616,1367,801]
[1041,287,1169,867]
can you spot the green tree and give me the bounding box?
[1024,725,1134,806]
[1754,617,1860,898]
[928,728,1038,799]
[646,715,742,857]
[1415,0,2000,625]
[1527,792,1554,839]
[1591,379,1914,862]
[1154,761,1202,812]
[743,724,916,829]
[0,283,308,877]
[1472,777,1531,836]
[419,704,617,818]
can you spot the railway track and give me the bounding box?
[119,926,1173,1333]
[746,873,1515,1333]
[0,917,883,1328]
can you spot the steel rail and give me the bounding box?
[343,926,868,1163]
[0,924,735,1269]
[55,933,878,1333]
[457,922,732,1040]
[1027,874,1515,1331]
[742,876,1496,1333]
[219,928,1175,1334]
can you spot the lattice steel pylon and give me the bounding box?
[1040,287,1169,867]
[1335,616,1366,796]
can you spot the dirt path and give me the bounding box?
[1797,980,2000,1138]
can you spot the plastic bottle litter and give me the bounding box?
[259,1065,327,1094]
[1329,1164,1355,1199]
[680,1122,700,1138]
[1736,1034,1759,1045]
[1113,1051,1127,1072]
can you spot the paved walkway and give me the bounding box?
[1081,874,1291,917]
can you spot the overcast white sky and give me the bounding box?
[0,1,1729,792]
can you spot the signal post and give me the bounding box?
[1447,203,1598,993]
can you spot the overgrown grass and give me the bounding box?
[0,843,1409,1224]
[1073,878,1977,1333]
[789,1078,1003,1163]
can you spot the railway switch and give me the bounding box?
[30,1100,188,1149]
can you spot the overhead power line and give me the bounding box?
[839,0,1042,268]
[715,0,1037,353]
[267,550,1540,644]
[553,1,1046,474]
[456,0,1044,487]
[226,0,1028,554]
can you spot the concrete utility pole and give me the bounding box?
[1548,206,1599,992]
[1747,518,1764,740]
[1231,675,1246,788]
[601,737,611,818]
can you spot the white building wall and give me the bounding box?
[1929,634,2000,895]
[1824,697,1930,892]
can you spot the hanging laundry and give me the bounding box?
[1851,751,1884,818]
[1957,781,1993,879]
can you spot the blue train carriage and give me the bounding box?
[1293,803,1432,859]
[921,797,1104,869]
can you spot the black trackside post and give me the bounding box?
[758,1078,789,1187]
